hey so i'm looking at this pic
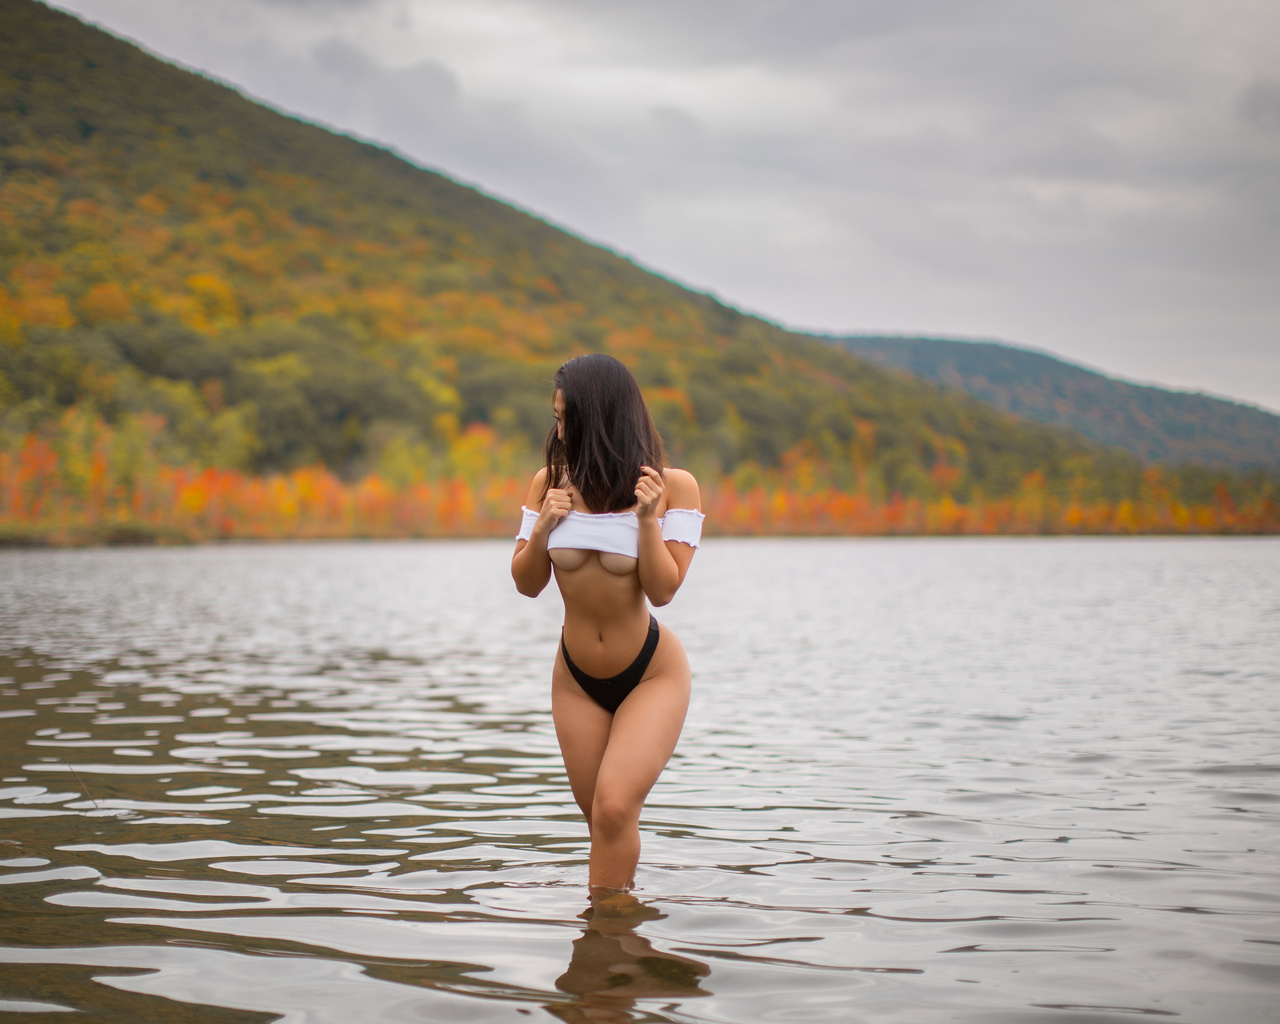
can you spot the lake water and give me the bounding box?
[1,537,1278,1023]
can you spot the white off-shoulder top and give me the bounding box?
[515,505,704,557]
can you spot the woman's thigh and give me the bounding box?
[552,650,614,816]
[593,628,691,813]
[553,626,692,814]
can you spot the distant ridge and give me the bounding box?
[830,336,1280,472]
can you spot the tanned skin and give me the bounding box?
[512,390,701,890]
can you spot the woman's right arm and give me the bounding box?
[511,468,570,597]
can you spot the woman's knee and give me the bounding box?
[590,786,641,837]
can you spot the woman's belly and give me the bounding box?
[552,554,651,676]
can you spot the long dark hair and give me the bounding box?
[543,354,667,513]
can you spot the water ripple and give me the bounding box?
[1,538,1279,1022]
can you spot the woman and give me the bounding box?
[511,354,703,892]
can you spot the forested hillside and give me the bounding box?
[834,336,1280,472]
[1,0,1275,541]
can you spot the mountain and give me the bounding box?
[831,336,1280,472]
[0,0,1273,536]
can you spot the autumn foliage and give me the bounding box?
[2,0,1279,545]
[2,408,1273,545]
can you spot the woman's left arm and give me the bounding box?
[635,467,701,607]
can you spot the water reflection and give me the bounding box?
[550,893,710,1023]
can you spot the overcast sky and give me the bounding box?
[49,0,1280,412]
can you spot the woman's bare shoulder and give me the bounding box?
[663,468,701,511]
[525,467,549,510]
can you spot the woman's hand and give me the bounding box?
[634,466,664,519]
[537,487,572,533]
[512,469,565,598]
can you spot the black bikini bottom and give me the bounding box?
[561,614,660,713]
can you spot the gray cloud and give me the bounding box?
[257,0,385,7]
[1239,80,1280,133]
[45,0,1280,411]
[313,36,377,82]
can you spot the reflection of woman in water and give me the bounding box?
[548,894,710,1023]
[512,354,703,892]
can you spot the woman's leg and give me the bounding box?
[589,631,690,889]
[586,672,689,888]
[553,629,691,890]
[552,657,614,831]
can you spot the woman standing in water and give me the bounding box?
[512,354,703,892]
